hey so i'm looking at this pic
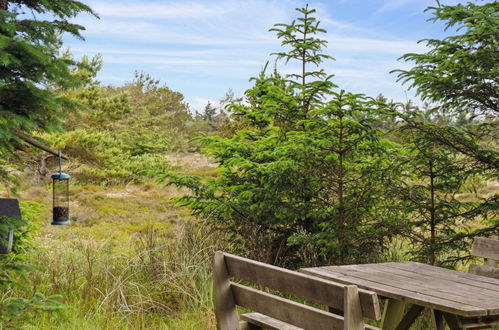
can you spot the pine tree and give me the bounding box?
[392,2,498,266]
[167,6,405,266]
[201,101,218,127]
[395,109,498,266]
[394,1,498,115]
[0,0,97,156]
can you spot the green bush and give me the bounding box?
[0,202,65,328]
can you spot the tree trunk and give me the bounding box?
[429,159,436,265]
[337,119,346,264]
[301,11,308,116]
[338,151,346,264]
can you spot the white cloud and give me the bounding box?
[90,2,227,19]
[64,0,449,106]
[189,96,218,113]
[327,35,427,55]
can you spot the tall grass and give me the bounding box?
[15,221,225,329]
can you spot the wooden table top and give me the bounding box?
[301,261,499,317]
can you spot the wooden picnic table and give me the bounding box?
[301,261,499,330]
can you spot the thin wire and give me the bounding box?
[58,150,62,174]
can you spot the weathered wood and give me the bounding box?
[469,264,499,280]
[461,317,499,329]
[431,310,445,330]
[13,129,68,159]
[302,266,488,317]
[442,312,462,330]
[385,262,499,292]
[213,252,240,330]
[373,263,499,301]
[231,282,344,330]
[381,299,405,330]
[241,313,303,330]
[239,320,262,330]
[213,252,381,330]
[343,285,364,330]
[472,237,499,261]
[224,252,381,320]
[336,263,499,308]
[395,305,424,330]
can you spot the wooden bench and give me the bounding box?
[461,236,499,329]
[213,251,382,330]
[468,236,499,280]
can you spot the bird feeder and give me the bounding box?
[51,151,70,225]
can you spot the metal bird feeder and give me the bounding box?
[51,151,70,225]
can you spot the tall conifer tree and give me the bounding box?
[167,6,405,266]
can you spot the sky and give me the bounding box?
[64,0,466,113]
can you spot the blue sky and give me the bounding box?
[65,0,465,112]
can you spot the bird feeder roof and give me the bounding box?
[51,172,70,180]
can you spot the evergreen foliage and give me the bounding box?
[0,202,65,327]
[392,1,498,266]
[41,71,199,184]
[0,0,97,155]
[394,1,498,115]
[395,109,498,266]
[167,6,405,266]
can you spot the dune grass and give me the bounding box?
[3,175,222,329]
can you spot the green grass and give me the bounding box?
[2,168,221,329]
[18,219,221,329]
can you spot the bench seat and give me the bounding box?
[241,313,303,330]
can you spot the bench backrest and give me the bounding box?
[469,237,499,279]
[213,251,381,330]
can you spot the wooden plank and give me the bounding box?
[213,252,240,330]
[461,317,499,329]
[381,299,405,330]
[365,263,499,303]
[469,264,499,279]
[431,310,445,330]
[231,282,345,330]
[321,264,499,313]
[241,313,304,330]
[343,285,364,330]
[387,262,499,291]
[302,267,485,317]
[442,312,463,330]
[224,252,381,320]
[232,283,381,330]
[472,237,499,261]
[239,320,262,330]
[395,305,424,330]
[315,265,496,310]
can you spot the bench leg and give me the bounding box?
[442,312,462,330]
[432,310,445,330]
[381,299,405,330]
[395,305,425,330]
